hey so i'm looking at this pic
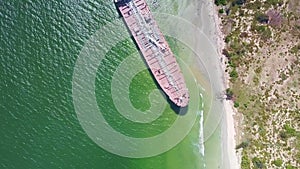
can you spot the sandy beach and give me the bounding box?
[211,3,241,169]
[192,1,242,167]
[178,0,242,168]
[157,1,242,168]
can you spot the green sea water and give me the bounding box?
[1,0,222,168]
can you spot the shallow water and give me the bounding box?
[1,0,223,168]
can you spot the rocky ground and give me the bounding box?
[215,0,300,168]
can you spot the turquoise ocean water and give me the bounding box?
[0,0,222,168]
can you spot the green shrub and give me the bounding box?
[254,67,262,74]
[284,124,296,136]
[266,0,284,6]
[256,13,269,23]
[225,88,234,100]
[279,130,287,140]
[241,158,250,169]
[272,159,283,167]
[286,164,296,169]
[253,76,259,85]
[241,152,251,169]
[225,35,231,43]
[236,141,250,149]
[297,151,300,164]
[228,60,237,68]
[234,101,240,108]
[215,0,227,6]
[253,25,272,40]
[233,0,246,6]
[230,69,238,79]
[252,157,264,169]
[219,8,224,14]
[290,43,300,54]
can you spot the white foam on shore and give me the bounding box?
[199,110,205,156]
[198,92,206,168]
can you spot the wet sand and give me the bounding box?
[179,0,241,168]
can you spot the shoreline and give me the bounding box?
[210,3,241,169]
[171,0,242,167]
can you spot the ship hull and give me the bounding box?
[115,0,189,107]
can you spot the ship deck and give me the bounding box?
[115,0,189,107]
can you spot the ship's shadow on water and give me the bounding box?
[168,100,188,116]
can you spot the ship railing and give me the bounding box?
[154,50,180,95]
[128,0,181,97]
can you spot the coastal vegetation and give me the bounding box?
[216,0,300,168]
[241,151,251,169]
[215,0,227,6]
